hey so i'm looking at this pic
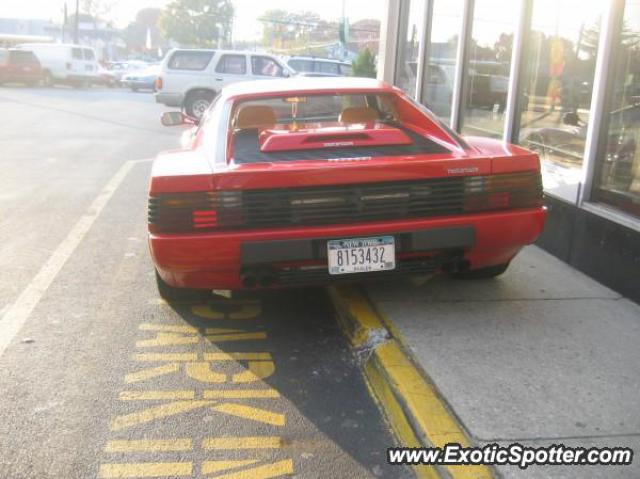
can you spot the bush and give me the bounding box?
[352,48,377,78]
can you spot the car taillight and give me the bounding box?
[463,171,543,213]
[148,191,242,233]
[155,76,163,90]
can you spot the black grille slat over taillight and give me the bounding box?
[148,171,543,233]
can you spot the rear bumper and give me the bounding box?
[149,207,546,289]
[155,92,183,107]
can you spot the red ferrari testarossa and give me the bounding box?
[148,77,545,298]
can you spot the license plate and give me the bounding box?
[327,236,395,275]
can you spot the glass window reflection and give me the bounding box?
[460,0,517,139]
[593,0,640,217]
[518,0,603,201]
[395,0,424,98]
[421,0,463,121]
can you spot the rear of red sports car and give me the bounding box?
[148,78,545,296]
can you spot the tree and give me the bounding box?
[259,10,326,51]
[125,8,167,52]
[352,48,377,78]
[160,0,233,48]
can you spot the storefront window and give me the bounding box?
[421,0,463,121]
[460,0,517,139]
[593,0,640,218]
[517,0,603,202]
[395,0,424,98]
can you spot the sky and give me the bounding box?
[0,0,385,41]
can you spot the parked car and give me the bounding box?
[155,49,295,119]
[287,56,353,77]
[122,64,159,92]
[149,77,546,299]
[107,60,148,84]
[16,43,99,87]
[95,63,117,87]
[0,48,43,86]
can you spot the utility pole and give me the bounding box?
[73,0,79,44]
[62,3,67,43]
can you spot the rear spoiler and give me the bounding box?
[258,126,412,153]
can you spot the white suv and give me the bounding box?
[155,49,295,119]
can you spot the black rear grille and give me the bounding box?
[240,172,542,228]
[149,171,542,233]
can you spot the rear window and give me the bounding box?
[339,64,353,76]
[168,51,214,71]
[288,59,313,73]
[10,50,38,65]
[317,62,339,75]
[230,93,448,164]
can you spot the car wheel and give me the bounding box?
[451,262,510,279]
[185,91,215,120]
[131,86,138,92]
[155,271,210,302]
[42,71,53,87]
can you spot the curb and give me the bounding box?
[328,285,495,479]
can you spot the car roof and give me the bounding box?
[220,77,395,100]
[170,48,279,56]
[289,56,351,65]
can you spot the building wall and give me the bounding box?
[380,0,640,301]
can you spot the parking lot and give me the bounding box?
[0,86,411,479]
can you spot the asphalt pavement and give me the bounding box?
[0,85,409,479]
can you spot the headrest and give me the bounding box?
[234,105,276,130]
[339,107,380,124]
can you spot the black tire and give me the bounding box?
[451,262,510,280]
[42,71,54,87]
[132,86,138,92]
[184,90,215,119]
[155,271,210,302]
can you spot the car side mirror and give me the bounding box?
[161,111,198,127]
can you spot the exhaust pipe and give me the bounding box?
[241,274,257,288]
[259,273,275,288]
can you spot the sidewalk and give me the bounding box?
[365,245,640,478]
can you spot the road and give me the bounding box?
[0,86,410,479]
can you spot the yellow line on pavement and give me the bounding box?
[203,352,272,361]
[133,353,198,362]
[327,285,387,348]
[192,303,261,320]
[212,403,285,426]
[119,390,195,401]
[98,462,192,478]
[136,332,199,347]
[201,460,259,474]
[205,332,267,342]
[125,364,180,383]
[139,323,198,333]
[330,285,495,479]
[208,459,294,479]
[233,361,275,383]
[202,436,282,450]
[110,400,213,431]
[104,439,192,452]
[203,389,280,399]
